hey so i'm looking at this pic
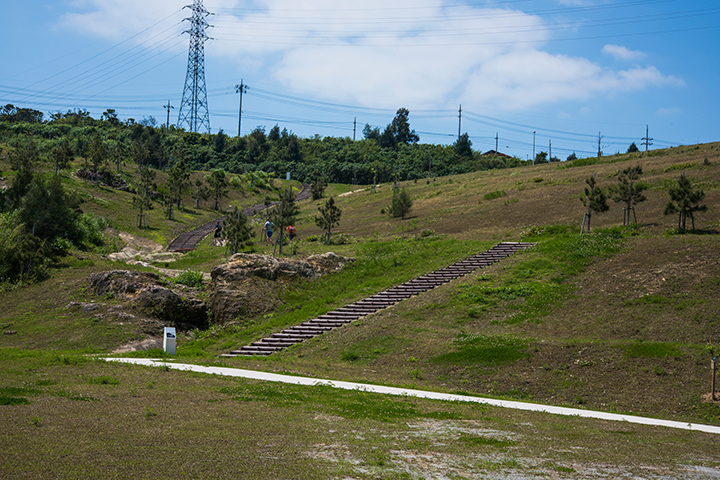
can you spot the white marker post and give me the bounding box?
[163,327,176,355]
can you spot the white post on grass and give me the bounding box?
[163,327,176,355]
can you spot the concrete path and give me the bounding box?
[105,357,720,435]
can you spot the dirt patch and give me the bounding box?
[111,336,162,354]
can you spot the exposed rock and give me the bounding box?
[207,253,354,324]
[87,270,207,327]
[83,303,101,313]
[306,252,355,274]
[85,253,352,328]
[76,168,131,191]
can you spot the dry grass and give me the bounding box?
[1,358,718,479]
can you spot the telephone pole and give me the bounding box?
[549,139,552,162]
[235,80,248,137]
[641,124,653,152]
[458,105,462,142]
[178,0,212,133]
[532,131,536,163]
[353,117,357,141]
[597,131,603,158]
[163,101,174,133]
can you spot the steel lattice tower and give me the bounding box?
[178,0,212,133]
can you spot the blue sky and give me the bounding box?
[1,0,718,160]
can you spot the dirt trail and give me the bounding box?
[106,230,208,279]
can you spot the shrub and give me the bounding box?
[388,188,413,219]
[174,269,205,289]
[483,190,506,201]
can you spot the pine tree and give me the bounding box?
[311,175,327,200]
[222,206,253,254]
[389,188,413,219]
[134,164,155,227]
[269,188,299,255]
[167,159,190,210]
[51,140,73,175]
[664,170,706,230]
[581,174,609,233]
[207,169,229,211]
[611,166,646,225]
[315,197,342,244]
[193,178,210,208]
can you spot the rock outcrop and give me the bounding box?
[88,270,207,327]
[87,253,353,327]
[208,253,354,324]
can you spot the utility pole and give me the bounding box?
[549,139,552,162]
[353,117,356,141]
[235,80,248,137]
[495,132,499,152]
[532,131,536,164]
[597,131,603,158]
[178,0,212,133]
[458,105,462,142]
[163,101,174,133]
[641,124,653,152]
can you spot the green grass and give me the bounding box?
[623,341,685,358]
[431,334,530,365]
[177,236,492,354]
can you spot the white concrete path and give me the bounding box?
[105,357,720,435]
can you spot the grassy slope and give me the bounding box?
[2,143,720,478]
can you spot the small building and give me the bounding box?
[480,150,513,159]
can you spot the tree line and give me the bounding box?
[0,104,533,185]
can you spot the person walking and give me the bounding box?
[213,222,222,246]
[264,219,274,246]
[286,225,296,244]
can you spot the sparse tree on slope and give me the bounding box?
[207,169,229,211]
[193,178,210,209]
[222,206,253,254]
[581,174,609,234]
[664,169,707,230]
[389,188,413,219]
[611,165,646,226]
[269,187,299,255]
[134,164,155,227]
[315,196,342,244]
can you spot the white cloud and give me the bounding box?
[602,44,646,61]
[56,1,683,113]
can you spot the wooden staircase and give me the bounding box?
[221,242,534,357]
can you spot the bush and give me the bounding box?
[388,188,413,219]
[75,213,108,247]
[328,233,354,245]
[483,190,506,201]
[174,269,205,289]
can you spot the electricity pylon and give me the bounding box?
[178,0,212,133]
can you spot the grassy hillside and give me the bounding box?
[1,143,720,478]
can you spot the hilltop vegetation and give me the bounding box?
[1,109,720,478]
[0,104,527,186]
